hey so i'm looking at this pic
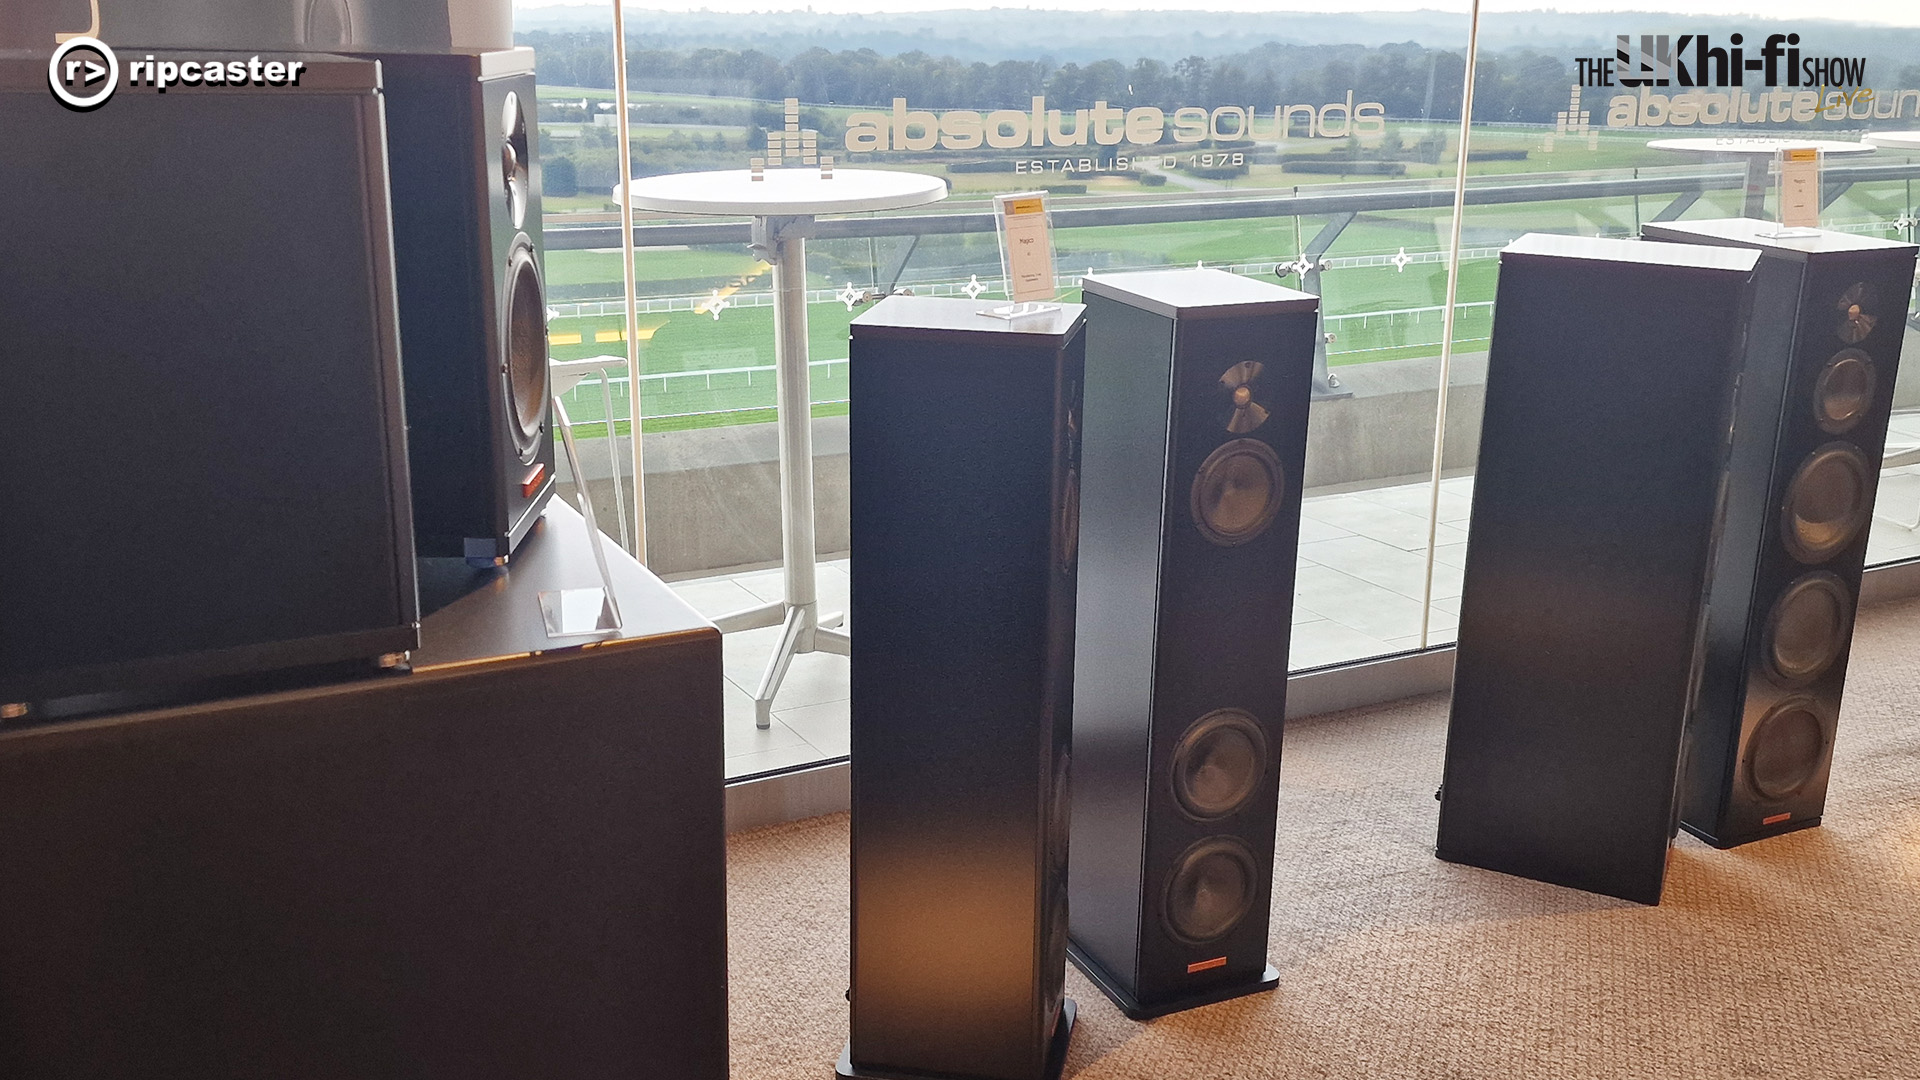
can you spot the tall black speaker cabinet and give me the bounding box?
[362,47,555,565]
[1437,234,1763,905]
[1643,218,1918,848]
[0,502,728,1079]
[845,298,1084,1080]
[0,53,418,718]
[1068,269,1317,1018]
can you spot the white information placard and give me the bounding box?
[1777,147,1823,230]
[994,191,1057,304]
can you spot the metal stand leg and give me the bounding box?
[1744,157,1770,219]
[712,214,851,727]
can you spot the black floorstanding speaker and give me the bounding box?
[844,297,1084,1080]
[1067,269,1317,1019]
[1436,233,1764,905]
[1642,218,1918,848]
[0,53,418,719]
[364,47,555,564]
[0,501,729,1080]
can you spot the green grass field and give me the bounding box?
[527,89,1920,430]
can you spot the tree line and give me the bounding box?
[516,31,1596,125]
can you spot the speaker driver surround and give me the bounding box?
[1814,350,1876,434]
[1170,709,1270,821]
[1746,699,1830,800]
[1162,837,1258,945]
[504,237,548,462]
[1190,438,1283,546]
[1763,572,1853,686]
[1781,443,1871,563]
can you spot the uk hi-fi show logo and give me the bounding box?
[1570,32,1917,129]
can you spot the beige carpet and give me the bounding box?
[726,596,1920,1079]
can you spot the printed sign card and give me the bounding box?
[995,192,1057,304]
[1776,147,1823,231]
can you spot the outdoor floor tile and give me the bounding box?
[1290,619,1397,670]
[1298,534,1450,601]
[725,744,830,781]
[722,682,811,758]
[1298,494,1468,551]
[670,577,762,620]
[721,624,851,713]
[776,699,851,759]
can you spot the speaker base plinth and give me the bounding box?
[1068,941,1279,1020]
[1681,815,1822,850]
[836,998,1075,1080]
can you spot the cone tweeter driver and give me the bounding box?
[1191,438,1283,546]
[504,239,547,462]
[1781,443,1872,563]
[1834,282,1877,344]
[1163,838,1259,944]
[1814,349,1875,434]
[502,90,530,230]
[1746,699,1829,800]
[1170,709,1270,821]
[1763,572,1853,686]
[1220,361,1270,434]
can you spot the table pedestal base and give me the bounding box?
[714,599,849,728]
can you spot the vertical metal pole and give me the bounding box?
[1418,0,1483,649]
[610,0,647,561]
[1743,156,1770,220]
[769,217,819,617]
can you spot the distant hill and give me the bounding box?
[513,7,1920,67]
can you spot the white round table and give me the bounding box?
[622,168,948,727]
[1647,137,1875,219]
[1865,131,1920,151]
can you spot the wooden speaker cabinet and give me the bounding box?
[0,504,728,1079]
[1643,218,1918,848]
[1437,234,1762,905]
[845,297,1083,1080]
[1069,269,1317,1018]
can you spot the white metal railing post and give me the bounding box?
[1419,0,1483,649]
[610,0,647,562]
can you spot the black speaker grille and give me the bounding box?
[1162,837,1258,944]
[1747,700,1829,800]
[1763,572,1853,686]
[1781,443,1871,563]
[1170,709,1270,821]
[505,239,548,462]
[1190,438,1283,547]
[1814,349,1876,435]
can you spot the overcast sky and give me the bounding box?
[511,1,1920,26]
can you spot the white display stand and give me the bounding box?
[622,168,948,726]
[1646,137,1873,220]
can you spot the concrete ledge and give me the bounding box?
[725,761,849,834]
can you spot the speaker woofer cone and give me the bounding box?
[1814,349,1876,435]
[1746,698,1831,801]
[1763,572,1853,686]
[1170,709,1270,821]
[1190,438,1284,546]
[1781,442,1871,564]
[1162,837,1259,945]
[504,238,548,462]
